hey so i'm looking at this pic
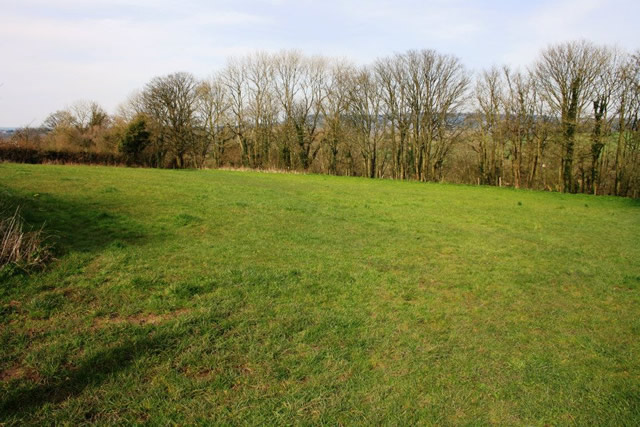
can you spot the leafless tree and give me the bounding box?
[141,72,199,168]
[321,61,353,175]
[273,51,328,170]
[222,58,252,167]
[246,52,279,168]
[613,51,640,196]
[534,40,609,192]
[345,66,387,178]
[375,55,412,179]
[195,74,231,168]
[502,67,538,189]
[473,67,505,185]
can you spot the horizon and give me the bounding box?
[1,0,639,127]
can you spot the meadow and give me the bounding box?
[1,163,639,425]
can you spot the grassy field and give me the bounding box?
[1,163,639,425]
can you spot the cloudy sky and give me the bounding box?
[1,0,639,126]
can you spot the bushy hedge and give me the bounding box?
[0,144,125,166]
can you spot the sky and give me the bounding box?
[1,0,639,127]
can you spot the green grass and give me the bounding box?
[1,163,639,425]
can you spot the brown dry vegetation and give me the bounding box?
[0,207,52,272]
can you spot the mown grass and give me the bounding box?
[1,163,639,425]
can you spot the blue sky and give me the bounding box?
[1,0,639,126]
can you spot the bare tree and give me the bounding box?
[473,67,505,185]
[141,72,199,168]
[527,74,551,189]
[42,100,110,151]
[613,51,640,196]
[584,48,619,194]
[70,100,109,132]
[321,61,353,175]
[222,58,252,167]
[344,66,387,178]
[195,74,231,168]
[246,52,279,168]
[534,40,608,192]
[398,50,470,181]
[273,51,328,170]
[502,67,538,189]
[43,110,75,131]
[375,55,412,179]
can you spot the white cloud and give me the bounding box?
[338,0,485,42]
[1,0,639,125]
[0,3,273,124]
[501,0,639,68]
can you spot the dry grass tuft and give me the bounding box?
[0,206,52,271]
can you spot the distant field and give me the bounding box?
[1,163,639,424]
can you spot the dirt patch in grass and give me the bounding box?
[93,308,190,328]
[0,365,42,383]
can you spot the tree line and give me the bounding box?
[7,40,640,196]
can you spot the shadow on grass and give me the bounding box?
[626,197,640,207]
[0,310,230,419]
[0,186,150,256]
[0,328,176,417]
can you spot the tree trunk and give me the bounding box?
[562,78,580,193]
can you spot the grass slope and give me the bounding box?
[1,163,639,425]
